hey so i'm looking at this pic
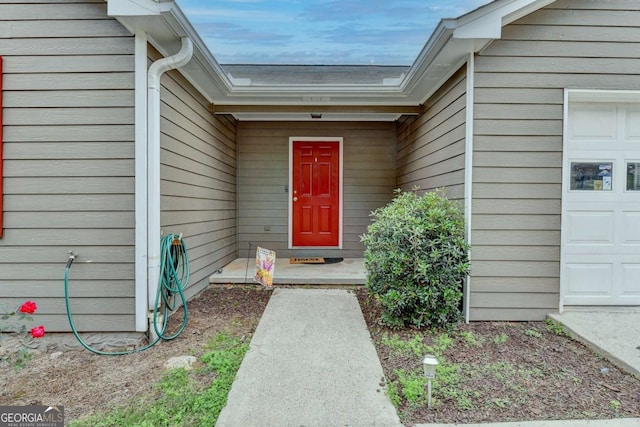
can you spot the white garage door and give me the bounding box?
[562,98,640,306]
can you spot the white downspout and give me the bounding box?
[147,37,193,311]
[464,52,475,323]
[134,32,149,331]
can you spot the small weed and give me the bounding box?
[545,318,566,336]
[381,332,427,357]
[434,333,453,353]
[491,397,511,409]
[492,333,508,345]
[395,369,427,406]
[610,400,621,410]
[460,330,483,347]
[524,329,543,338]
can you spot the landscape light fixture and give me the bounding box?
[422,354,439,409]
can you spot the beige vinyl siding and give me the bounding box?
[237,121,396,258]
[155,47,237,299]
[0,0,135,331]
[396,66,467,201]
[470,0,640,320]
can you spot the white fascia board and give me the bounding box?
[453,0,554,39]
[107,0,172,17]
[233,113,402,122]
[108,0,235,102]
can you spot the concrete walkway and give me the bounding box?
[216,289,640,427]
[216,288,402,427]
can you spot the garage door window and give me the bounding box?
[570,162,613,191]
[627,162,640,191]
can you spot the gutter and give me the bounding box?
[147,37,193,312]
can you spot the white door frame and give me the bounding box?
[288,137,344,249]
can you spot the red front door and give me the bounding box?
[292,141,340,247]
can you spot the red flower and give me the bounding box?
[30,325,45,339]
[19,301,38,314]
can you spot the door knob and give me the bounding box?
[293,197,298,202]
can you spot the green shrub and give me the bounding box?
[361,188,470,329]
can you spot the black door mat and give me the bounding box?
[289,257,344,264]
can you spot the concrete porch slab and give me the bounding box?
[548,307,640,379]
[209,258,366,285]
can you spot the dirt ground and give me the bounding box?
[357,288,640,425]
[2,286,640,425]
[0,286,272,422]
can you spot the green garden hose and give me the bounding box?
[64,233,190,355]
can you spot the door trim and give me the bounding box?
[560,89,640,312]
[288,137,344,249]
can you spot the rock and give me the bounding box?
[164,355,197,370]
[49,352,64,360]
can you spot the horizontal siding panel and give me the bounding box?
[473,167,561,183]
[471,293,559,309]
[4,72,135,90]
[0,19,131,37]
[3,55,133,73]
[4,107,134,125]
[471,277,559,293]
[475,72,640,89]
[482,40,640,58]
[1,229,134,246]
[473,230,560,246]
[474,88,563,104]
[36,315,134,332]
[0,38,134,55]
[4,159,134,177]
[546,0,640,9]
[0,3,109,20]
[0,246,133,263]
[474,119,562,136]
[3,298,133,315]
[5,194,133,211]
[2,264,133,280]
[470,308,554,321]
[473,183,561,198]
[516,9,640,26]
[473,214,560,230]
[3,90,134,107]
[4,125,134,142]
[474,103,562,120]
[4,212,134,228]
[501,24,640,42]
[3,177,133,194]
[475,152,562,169]
[473,135,562,152]
[1,280,134,298]
[4,141,134,159]
[472,261,559,277]
[476,56,640,75]
[472,246,559,262]
[473,199,560,215]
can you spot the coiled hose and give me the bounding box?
[64,233,190,355]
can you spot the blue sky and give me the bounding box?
[176,0,491,65]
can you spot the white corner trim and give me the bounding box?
[559,88,570,314]
[134,32,148,332]
[464,53,475,324]
[147,37,193,310]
